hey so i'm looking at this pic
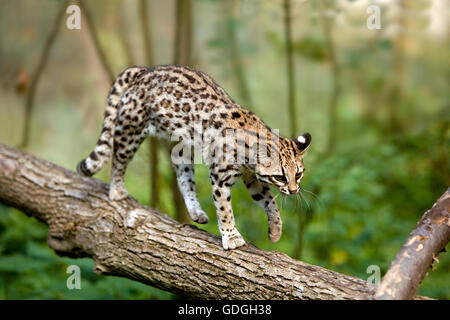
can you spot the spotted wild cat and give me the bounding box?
[77,65,311,250]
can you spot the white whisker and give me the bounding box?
[295,193,302,211]
[300,187,323,210]
[301,187,321,201]
[299,190,311,211]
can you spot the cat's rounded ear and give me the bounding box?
[295,132,311,152]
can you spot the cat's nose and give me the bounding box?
[288,188,298,195]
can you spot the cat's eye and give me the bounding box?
[295,172,303,180]
[272,175,287,183]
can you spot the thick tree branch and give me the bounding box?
[0,142,375,299]
[375,189,450,300]
[0,142,435,300]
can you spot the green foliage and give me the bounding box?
[300,127,450,289]
[294,37,327,62]
[265,33,328,62]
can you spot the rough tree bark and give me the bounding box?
[375,189,450,300]
[0,142,439,299]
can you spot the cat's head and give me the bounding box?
[255,132,311,195]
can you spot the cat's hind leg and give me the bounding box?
[109,98,148,200]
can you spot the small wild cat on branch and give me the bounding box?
[77,65,311,250]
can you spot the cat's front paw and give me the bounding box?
[222,232,246,250]
[187,207,209,224]
[268,219,282,243]
[109,187,128,201]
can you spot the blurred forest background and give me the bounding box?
[0,0,448,299]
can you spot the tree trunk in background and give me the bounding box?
[224,0,253,110]
[283,0,306,260]
[282,0,297,139]
[117,1,135,67]
[293,207,311,260]
[174,0,193,66]
[318,0,341,156]
[386,3,408,134]
[171,0,193,223]
[353,30,382,123]
[79,0,115,83]
[387,38,404,133]
[140,0,154,71]
[20,0,69,148]
[139,0,160,209]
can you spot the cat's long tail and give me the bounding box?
[76,66,148,177]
